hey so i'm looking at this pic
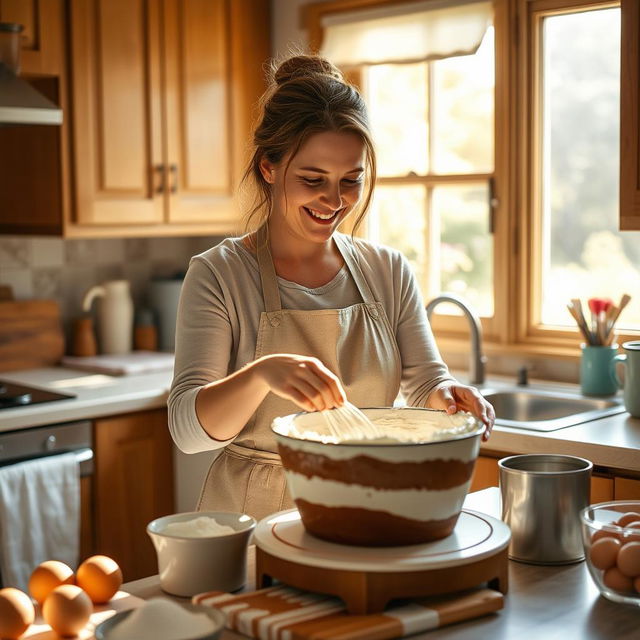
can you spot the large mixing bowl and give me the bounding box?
[272,407,485,546]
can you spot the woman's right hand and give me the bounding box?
[252,354,346,412]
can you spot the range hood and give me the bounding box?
[0,22,62,126]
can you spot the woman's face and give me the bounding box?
[262,130,366,246]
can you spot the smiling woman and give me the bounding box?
[167,54,495,522]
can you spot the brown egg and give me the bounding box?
[28,560,75,605]
[42,584,92,637]
[591,528,620,543]
[616,512,640,527]
[589,536,621,570]
[620,521,640,544]
[616,541,640,578]
[76,555,123,604]
[634,575,640,594]
[0,588,35,640]
[603,567,634,593]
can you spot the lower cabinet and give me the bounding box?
[93,408,174,582]
[470,456,499,492]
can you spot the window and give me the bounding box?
[307,0,639,356]
[529,3,639,332]
[364,29,495,318]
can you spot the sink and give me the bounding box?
[480,387,625,431]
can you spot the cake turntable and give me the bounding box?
[254,508,510,614]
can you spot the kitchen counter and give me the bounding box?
[122,489,640,639]
[1,366,638,476]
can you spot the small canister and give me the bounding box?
[499,454,592,564]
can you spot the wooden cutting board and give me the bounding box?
[0,300,65,372]
[193,586,504,640]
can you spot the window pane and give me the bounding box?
[431,27,494,174]
[366,63,428,177]
[368,185,427,290]
[540,8,640,329]
[432,184,493,316]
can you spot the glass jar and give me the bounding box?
[0,22,24,73]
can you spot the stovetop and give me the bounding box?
[0,380,75,409]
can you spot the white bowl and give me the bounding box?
[147,511,256,597]
[272,407,485,546]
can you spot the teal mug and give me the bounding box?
[580,344,619,396]
[612,341,640,418]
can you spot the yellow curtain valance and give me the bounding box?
[319,0,492,66]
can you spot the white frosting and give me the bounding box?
[287,471,470,521]
[273,407,483,445]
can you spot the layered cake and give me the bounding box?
[272,407,485,547]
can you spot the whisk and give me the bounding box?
[319,401,385,441]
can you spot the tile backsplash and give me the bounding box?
[0,235,224,335]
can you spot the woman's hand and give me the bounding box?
[253,354,346,412]
[427,384,495,441]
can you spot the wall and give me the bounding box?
[0,235,223,345]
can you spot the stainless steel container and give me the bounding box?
[499,454,592,564]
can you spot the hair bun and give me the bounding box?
[274,55,343,86]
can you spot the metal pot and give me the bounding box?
[499,454,592,564]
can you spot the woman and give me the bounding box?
[168,55,495,521]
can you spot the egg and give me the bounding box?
[42,584,92,637]
[634,575,640,593]
[616,541,640,578]
[616,511,640,527]
[591,528,620,543]
[28,560,75,604]
[589,536,621,570]
[602,566,634,593]
[0,588,35,640]
[620,521,640,544]
[76,555,122,604]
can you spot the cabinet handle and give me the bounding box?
[169,164,178,194]
[153,165,164,194]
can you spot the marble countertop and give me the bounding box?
[1,366,639,474]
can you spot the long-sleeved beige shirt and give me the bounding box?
[168,234,456,453]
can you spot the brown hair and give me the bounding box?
[241,55,376,233]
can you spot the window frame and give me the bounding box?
[306,0,637,363]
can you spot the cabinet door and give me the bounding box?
[69,0,164,226]
[0,0,64,76]
[94,409,174,582]
[470,456,499,492]
[614,477,640,500]
[163,0,233,224]
[620,0,640,230]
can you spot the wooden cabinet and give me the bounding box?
[620,0,640,230]
[0,0,270,237]
[470,456,499,492]
[94,408,174,582]
[614,476,640,500]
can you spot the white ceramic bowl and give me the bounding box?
[272,407,485,546]
[581,500,640,606]
[147,511,256,597]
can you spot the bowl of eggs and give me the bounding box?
[582,501,640,606]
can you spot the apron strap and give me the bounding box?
[255,225,380,321]
[334,233,380,319]
[256,224,283,318]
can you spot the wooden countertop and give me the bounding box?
[122,490,640,639]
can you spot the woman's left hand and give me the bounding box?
[427,384,495,441]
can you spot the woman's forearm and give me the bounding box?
[195,362,270,441]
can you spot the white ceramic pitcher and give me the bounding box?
[82,280,133,354]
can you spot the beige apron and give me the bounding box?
[197,225,402,520]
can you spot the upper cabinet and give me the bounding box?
[620,0,640,231]
[0,0,270,237]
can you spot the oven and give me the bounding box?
[0,381,94,587]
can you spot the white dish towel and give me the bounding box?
[0,452,80,592]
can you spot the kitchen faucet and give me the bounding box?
[425,293,487,385]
